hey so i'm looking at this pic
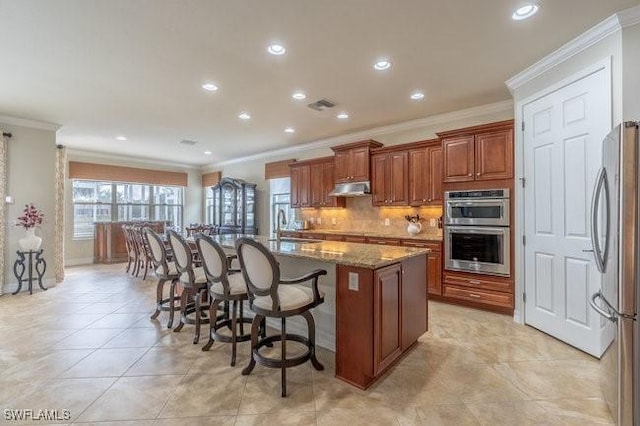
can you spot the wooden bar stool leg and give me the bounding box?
[302,311,324,371]
[194,289,202,344]
[174,290,188,332]
[202,298,221,351]
[167,280,177,329]
[242,314,261,376]
[231,300,238,366]
[281,317,287,398]
[151,279,166,320]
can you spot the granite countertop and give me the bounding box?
[211,234,430,269]
[289,229,443,242]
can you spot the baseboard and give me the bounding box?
[1,277,57,295]
[65,257,94,266]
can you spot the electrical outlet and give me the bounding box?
[331,217,337,225]
[430,218,436,227]
[348,272,359,291]
[384,218,390,226]
[310,217,315,224]
[317,217,322,225]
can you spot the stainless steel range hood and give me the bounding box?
[329,181,371,197]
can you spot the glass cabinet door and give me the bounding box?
[222,183,237,227]
[245,186,255,228]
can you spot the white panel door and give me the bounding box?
[523,66,611,357]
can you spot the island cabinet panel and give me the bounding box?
[408,144,443,206]
[371,151,409,206]
[331,140,384,183]
[374,263,403,374]
[336,255,428,389]
[402,240,442,296]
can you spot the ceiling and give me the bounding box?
[0,0,636,166]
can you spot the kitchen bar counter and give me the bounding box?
[289,228,443,242]
[211,234,430,268]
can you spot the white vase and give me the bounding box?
[18,227,42,251]
[407,222,422,236]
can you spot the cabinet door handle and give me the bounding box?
[468,280,481,285]
[468,173,473,177]
[468,293,481,298]
[422,198,426,202]
[476,172,481,176]
[428,198,432,202]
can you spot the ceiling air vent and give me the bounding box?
[179,139,198,146]
[307,98,336,111]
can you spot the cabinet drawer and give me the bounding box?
[443,272,512,293]
[367,238,401,246]
[325,234,344,241]
[344,236,367,243]
[402,240,441,251]
[443,285,513,309]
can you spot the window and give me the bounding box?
[205,187,214,224]
[72,180,184,238]
[269,177,292,235]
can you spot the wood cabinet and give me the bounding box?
[438,120,514,183]
[331,140,383,183]
[402,240,442,296]
[336,254,427,389]
[291,158,345,208]
[442,271,513,314]
[211,177,258,234]
[371,150,409,206]
[408,142,443,206]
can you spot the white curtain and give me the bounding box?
[0,132,8,293]
[55,145,66,283]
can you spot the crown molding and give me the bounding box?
[0,114,61,132]
[211,99,513,168]
[66,148,200,171]
[506,5,640,93]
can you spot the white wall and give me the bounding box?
[623,24,640,121]
[207,104,514,237]
[64,151,202,265]
[1,121,57,293]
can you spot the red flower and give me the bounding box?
[16,203,44,229]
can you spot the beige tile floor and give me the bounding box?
[0,264,613,425]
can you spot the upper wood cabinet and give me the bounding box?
[290,157,345,208]
[438,120,514,183]
[408,141,442,206]
[371,150,409,206]
[331,140,383,183]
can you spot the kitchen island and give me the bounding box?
[211,234,430,389]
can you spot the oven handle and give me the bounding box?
[445,226,509,235]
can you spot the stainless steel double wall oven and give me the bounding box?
[444,189,510,276]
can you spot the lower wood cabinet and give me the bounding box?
[402,240,442,296]
[441,271,513,314]
[336,255,427,389]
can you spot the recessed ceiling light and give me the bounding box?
[204,151,212,155]
[238,112,251,120]
[284,127,295,133]
[267,43,286,55]
[201,82,218,92]
[292,91,306,100]
[337,112,349,120]
[373,59,391,71]
[512,4,539,20]
[410,91,425,100]
[115,136,127,141]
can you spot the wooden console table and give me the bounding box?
[13,249,47,295]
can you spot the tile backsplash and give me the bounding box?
[294,197,443,237]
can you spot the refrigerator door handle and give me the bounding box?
[589,291,618,322]
[589,167,610,273]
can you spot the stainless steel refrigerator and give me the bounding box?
[589,121,639,425]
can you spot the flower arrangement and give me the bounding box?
[405,214,421,223]
[16,204,44,229]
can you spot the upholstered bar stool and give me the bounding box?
[196,234,252,366]
[167,230,210,344]
[235,237,327,397]
[144,228,181,328]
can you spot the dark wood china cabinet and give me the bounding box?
[211,177,257,234]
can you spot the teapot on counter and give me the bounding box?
[405,214,422,236]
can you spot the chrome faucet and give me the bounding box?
[276,209,287,242]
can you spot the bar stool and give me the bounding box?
[195,234,252,366]
[167,229,210,344]
[235,237,327,397]
[144,228,181,328]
